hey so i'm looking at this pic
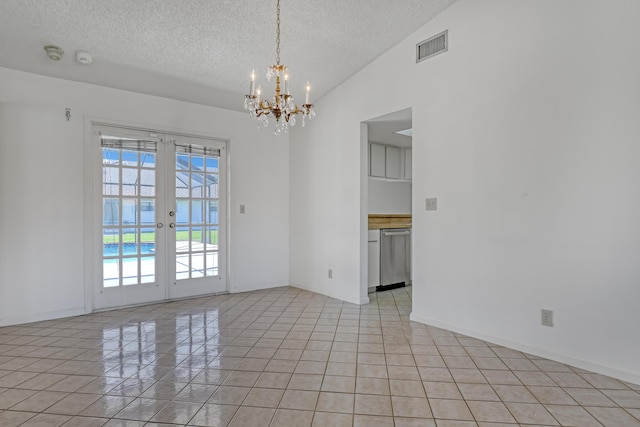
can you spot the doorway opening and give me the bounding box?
[361,108,413,302]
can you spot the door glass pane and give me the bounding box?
[122,257,139,285]
[103,229,120,255]
[191,253,205,278]
[122,227,138,253]
[206,252,217,277]
[122,199,138,226]
[141,228,155,244]
[101,135,157,288]
[192,155,204,171]
[206,174,218,198]
[177,154,189,170]
[206,200,218,224]
[191,200,203,224]
[122,150,138,166]
[141,256,155,283]
[140,170,155,196]
[175,199,189,225]
[176,226,190,253]
[176,173,189,197]
[205,157,218,172]
[191,173,204,197]
[140,200,155,225]
[103,148,119,164]
[176,254,189,280]
[103,167,119,195]
[140,152,156,168]
[207,226,219,246]
[122,168,138,196]
[174,146,221,280]
[192,226,204,249]
[103,198,119,226]
[104,259,119,288]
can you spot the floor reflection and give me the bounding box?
[0,286,638,426]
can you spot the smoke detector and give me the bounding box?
[44,45,64,61]
[76,51,92,65]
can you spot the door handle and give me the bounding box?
[383,230,410,236]
[156,223,164,228]
[169,223,176,228]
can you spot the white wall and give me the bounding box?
[290,0,640,384]
[0,67,290,326]
[289,0,421,305]
[368,179,411,214]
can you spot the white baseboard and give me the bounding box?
[0,307,87,327]
[229,281,289,294]
[289,282,365,305]
[409,313,640,386]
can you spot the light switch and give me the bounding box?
[426,198,437,211]
[240,205,246,214]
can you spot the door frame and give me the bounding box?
[83,117,230,312]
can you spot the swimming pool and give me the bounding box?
[103,243,155,257]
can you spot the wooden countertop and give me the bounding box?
[368,214,412,229]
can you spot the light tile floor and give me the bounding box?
[0,286,639,426]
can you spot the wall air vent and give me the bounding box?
[416,30,448,63]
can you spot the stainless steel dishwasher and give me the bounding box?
[379,228,411,291]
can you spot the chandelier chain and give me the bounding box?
[276,0,281,65]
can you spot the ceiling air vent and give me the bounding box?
[416,30,448,63]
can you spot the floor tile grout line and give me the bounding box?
[1,286,640,426]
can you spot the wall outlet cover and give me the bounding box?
[541,309,554,327]
[426,198,437,211]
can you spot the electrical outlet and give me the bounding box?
[328,269,333,279]
[426,198,438,211]
[541,309,554,327]
[239,205,245,214]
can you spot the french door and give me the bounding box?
[94,125,226,310]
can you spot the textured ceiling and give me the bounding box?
[0,0,457,112]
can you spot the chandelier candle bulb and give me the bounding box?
[305,82,310,105]
[284,74,289,94]
[250,70,255,96]
[256,87,261,104]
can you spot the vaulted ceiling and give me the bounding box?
[0,0,457,111]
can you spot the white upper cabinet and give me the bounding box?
[404,148,412,180]
[369,143,411,181]
[370,143,386,177]
[385,146,401,179]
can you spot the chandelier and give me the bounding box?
[244,0,316,133]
